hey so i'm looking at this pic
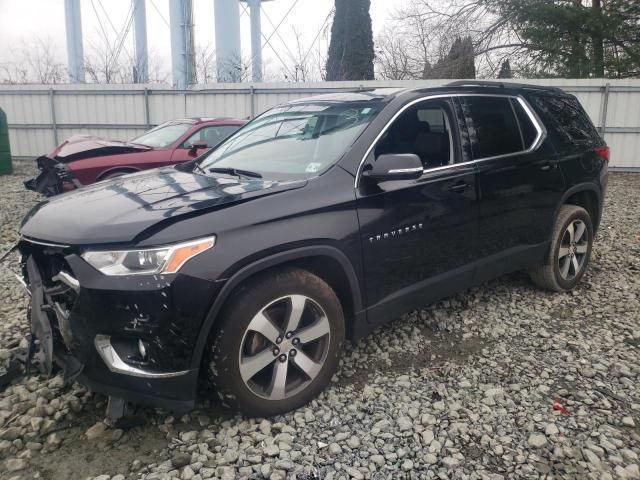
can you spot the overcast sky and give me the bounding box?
[0,0,400,80]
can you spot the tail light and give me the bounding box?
[594,145,610,162]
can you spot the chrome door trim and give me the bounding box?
[354,93,546,188]
[387,167,424,174]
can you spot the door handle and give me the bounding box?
[540,162,555,172]
[449,182,470,193]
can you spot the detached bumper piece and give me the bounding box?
[24,156,83,197]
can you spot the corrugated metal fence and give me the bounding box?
[1,79,639,170]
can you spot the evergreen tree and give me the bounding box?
[429,36,475,79]
[498,59,512,78]
[487,0,640,78]
[326,0,375,81]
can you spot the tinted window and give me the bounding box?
[182,125,240,149]
[530,94,598,151]
[375,101,454,169]
[462,97,523,158]
[511,99,538,149]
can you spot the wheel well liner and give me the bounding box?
[558,183,602,231]
[190,246,363,370]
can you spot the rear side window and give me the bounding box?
[460,96,523,158]
[529,94,599,151]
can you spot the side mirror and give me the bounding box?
[362,154,423,182]
[189,140,209,155]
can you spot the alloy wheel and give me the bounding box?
[238,295,331,400]
[558,219,589,281]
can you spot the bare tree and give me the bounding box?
[0,36,66,84]
[375,27,418,80]
[374,0,525,79]
[272,25,329,82]
[194,43,216,84]
[286,27,311,82]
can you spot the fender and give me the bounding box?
[190,245,364,370]
[554,181,602,229]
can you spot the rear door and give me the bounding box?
[457,95,565,280]
[356,97,480,325]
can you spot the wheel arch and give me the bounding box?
[97,166,141,181]
[190,246,364,370]
[556,182,602,231]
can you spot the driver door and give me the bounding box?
[170,126,238,163]
[356,97,480,326]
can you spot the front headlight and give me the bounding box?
[82,237,215,276]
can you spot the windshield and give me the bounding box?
[131,122,193,148]
[198,102,381,179]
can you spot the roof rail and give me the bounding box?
[446,80,564,93]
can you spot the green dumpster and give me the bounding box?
[0,108,12,175]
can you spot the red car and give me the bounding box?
[25,117,246,196]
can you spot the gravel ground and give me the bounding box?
[0,162,639,480]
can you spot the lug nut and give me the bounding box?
[289,349,297,357]
[276,337,282,344]
[285,332,293,339]
[279,354,287,362]
[292,338,300,345]
[273,347,280,356]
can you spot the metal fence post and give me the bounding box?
[49,88,58,145]
[598,82,611,139]
[184,92,188,117]
[143,87,151,129]
[250,85,255,119]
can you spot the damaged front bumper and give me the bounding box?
[24,156,83,197]
[7,238,222,412]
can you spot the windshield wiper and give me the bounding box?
[208,167,263,179]
[192,162,207,175]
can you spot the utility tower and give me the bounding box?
[132,0,149,83]
[170,0,196,89]
[214,0,242,82]
[240,0,272,82]
[64,0,85,83]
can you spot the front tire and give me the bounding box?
[207,268,345,417]
[529,205,593,292]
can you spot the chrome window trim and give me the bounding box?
[354,93,546,188]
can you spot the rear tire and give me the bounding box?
[207,267,345,417]
[529,205,593,292]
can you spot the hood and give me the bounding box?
[49,135,152,162]
[20,168,306,245]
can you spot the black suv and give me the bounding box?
[15,82,608,416]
